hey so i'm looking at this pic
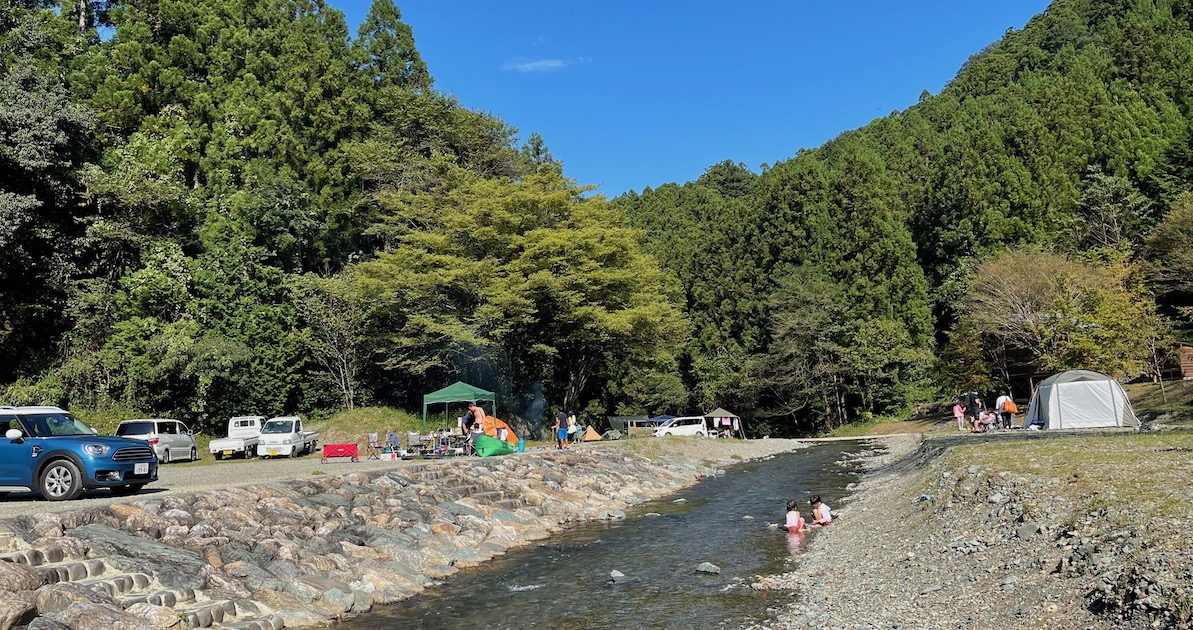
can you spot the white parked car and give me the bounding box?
[115,419,198,464]
[652,416,709,437]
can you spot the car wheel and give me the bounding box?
[110,484,144,496]
[190,447,197,462]
[161,449,171,465]
[664,432,672,436]
[40,460,83,501]
[288,448,297,459]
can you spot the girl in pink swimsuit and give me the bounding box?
[785,500,806,533]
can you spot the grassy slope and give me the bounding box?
[1124,380,1193,413]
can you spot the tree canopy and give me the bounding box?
[5,0,1193,435]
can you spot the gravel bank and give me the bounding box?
[752,432,1190,629]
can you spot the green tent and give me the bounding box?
[422,381,496,431]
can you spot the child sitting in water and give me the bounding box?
[810,495,832,527]
[785,500,806,533]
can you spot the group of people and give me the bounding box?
[785,495,832,533]
[952,390,1019,433]
[552,410,584,448]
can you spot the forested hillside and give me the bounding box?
[6,0,1193,436]
[616,0,1193,433]
[0,0,687,431]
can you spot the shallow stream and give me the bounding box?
[344,442,869,629]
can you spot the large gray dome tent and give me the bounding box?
[1024,370,1139,430]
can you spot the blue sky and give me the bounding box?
[329,1,1053,197]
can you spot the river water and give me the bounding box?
[344,442,869,629]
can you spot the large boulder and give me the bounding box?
[0,592,35,630]
[0,559,46,591]
[33,582,118,615]
[124,603,183,628]
[71,525,206,589]
[43,602,159,630]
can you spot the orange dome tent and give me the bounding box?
[479,415,519,446]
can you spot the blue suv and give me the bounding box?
[0,406,158,501]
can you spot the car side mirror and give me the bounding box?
[6,428,23,441]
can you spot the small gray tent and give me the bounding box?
[1024,370,1139,430]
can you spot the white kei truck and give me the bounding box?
[256,416,319,459]
[208,416,265,460]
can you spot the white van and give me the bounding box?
[652,416,708,437]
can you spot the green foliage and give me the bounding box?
[354,168,688,413]
[6,0,1193,438]
[616,0,1193,433]
[951,249,1168,386]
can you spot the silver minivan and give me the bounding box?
[115,419,198,464]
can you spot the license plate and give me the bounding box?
[269,450,278,456]
[223,450,233,455]
[134,463,148,475]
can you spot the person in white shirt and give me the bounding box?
[994,391,1013,429]
[810,495,832,526]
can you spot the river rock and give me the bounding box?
[250,589,336,627]
[1016,523,1041,539]
[610,570,629,583]
[0,592,35,630]
[26,619,71,630]
[0,559,45,591]
[124,602,182,628]
[43,601,158,630]
[33,582,118,614]
[71,525,206,589]
[696,562,721,574]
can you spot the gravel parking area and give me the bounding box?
[0,452,423,520]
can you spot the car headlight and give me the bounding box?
[83,444,111,456]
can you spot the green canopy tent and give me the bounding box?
[422,381,496,432]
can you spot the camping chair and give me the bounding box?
[386,431,401,454]
[364,432,382,460]
[407,431,428,457]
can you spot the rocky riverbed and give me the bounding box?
[0,438,801,630]
[752,431,1193,630]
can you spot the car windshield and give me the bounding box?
[21,413,96,437]
[262,421,293,434]
[659,418,677,428]
[116,421,155,436]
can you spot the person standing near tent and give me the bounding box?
[554,409,569,449]
[570,412,584,443]
[995,391,1014,430]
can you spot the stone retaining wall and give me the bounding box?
[0,446,746,630]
